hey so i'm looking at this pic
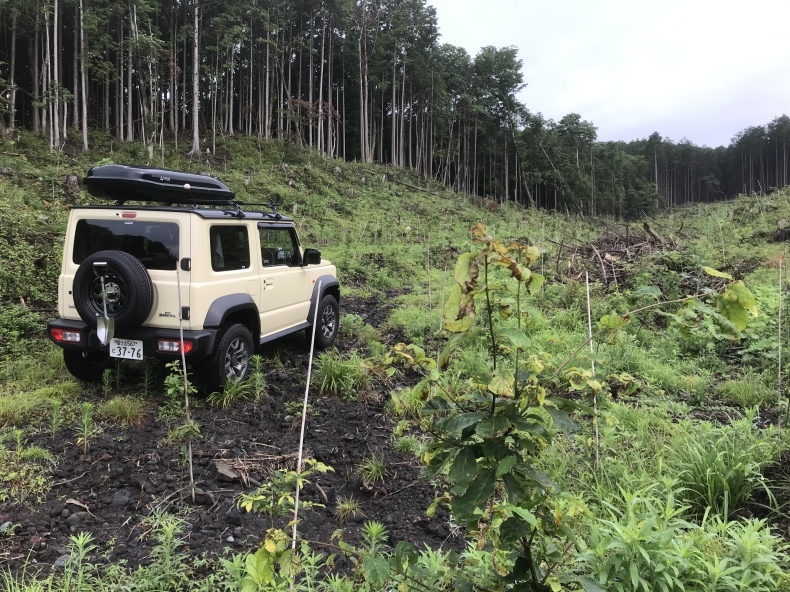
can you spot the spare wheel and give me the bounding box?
[73,250,154,330]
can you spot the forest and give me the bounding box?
[0,0,789,218]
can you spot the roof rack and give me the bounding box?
[237,202,284,220]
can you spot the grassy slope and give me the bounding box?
[1,131,790,587]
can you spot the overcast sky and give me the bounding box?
[428,0,790,148]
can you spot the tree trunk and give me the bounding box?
[8,10,17,129]
[190,0,200,154]
[79,0,89,150]
[52,0,61,149]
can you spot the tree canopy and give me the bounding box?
[0,0,787,217]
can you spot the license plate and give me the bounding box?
[109,338,144,360]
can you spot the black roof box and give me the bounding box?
[84,165,235,204]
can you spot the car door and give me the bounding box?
[258,224,312,336]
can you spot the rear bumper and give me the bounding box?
[47,318,218,361]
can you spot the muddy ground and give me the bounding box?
[0,294,463,573]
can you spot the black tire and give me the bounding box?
[73,250,154,331]
[203,323,253,391]
[63,349,112,383]
[308,294,339,350]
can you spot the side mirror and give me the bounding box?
[302,248,321,266]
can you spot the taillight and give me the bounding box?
[157,339,193,354]
[50,328,82,343]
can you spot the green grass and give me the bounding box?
[717,368,776,409]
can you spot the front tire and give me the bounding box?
[309,294,339,350]
[203,323,253,392]
[63,349,112,383]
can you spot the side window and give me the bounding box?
[259,227,298,267]
[210,226,250,272]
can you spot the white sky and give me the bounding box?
[428,0,790,148]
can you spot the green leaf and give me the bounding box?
[510,506,538,527]
[488,369,515,397]
[703,266,733,279]
[717,281,757,331]
[452,467,497,519]
[577,576,607,592]
[631,285,662,300]
[454,252,479,288]
[527,272,545,295]
[546,406,581,435]
[598,313,629,330]
[440,412,487,434]
[392,542,418,569]
[496,455,518,477]
[448,447,478,490]
[443,284,476,333]
[476,415,510,438]
[438,332,469,370]
[363,556,391,587]
[498,328,531,351]
[499,515,531,544]
[716,302,748,332]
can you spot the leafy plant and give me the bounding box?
[576,483,789,592]
[74,402,100,455]
[50,400,64,438]
[238,458,333,520]
[101,368,113,397]
[161,360,196,419]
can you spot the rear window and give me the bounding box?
[210,226,250,271]
[73,219,179,271]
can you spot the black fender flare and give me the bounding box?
[307,276,340,323]
[204,294,261,334]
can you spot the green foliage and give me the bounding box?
[74,402,100,455]
[716,368,775,408]
[314,350,368,399]
[207,355,267,408]
[667,413,778,519]
[161,360,197,419]
[356,451,387,488]
[334,495,362,524]
[98,396,146,426]
[577,483,789,592]
[0,429,54,504]
[339,313,381,347]
[238,458,333,519]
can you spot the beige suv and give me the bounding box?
[48,165,340,390]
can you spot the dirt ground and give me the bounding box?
[0,295,463,573]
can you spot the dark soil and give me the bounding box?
[0,294,462,572]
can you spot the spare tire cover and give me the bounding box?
[73,250,154,330]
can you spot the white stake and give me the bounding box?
[585,272,600,469]
[779,260,783,430]
[292,280,322,550]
